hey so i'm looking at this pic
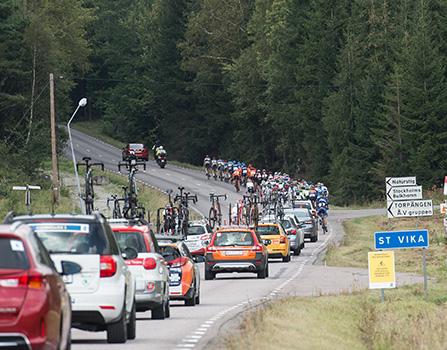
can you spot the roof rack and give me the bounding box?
[155,234,185,242]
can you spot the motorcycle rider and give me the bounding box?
[152,139,162,159]
[155,145,167,158]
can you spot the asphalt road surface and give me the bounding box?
[68,129,397,350]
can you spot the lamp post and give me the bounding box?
[67,98,87,213]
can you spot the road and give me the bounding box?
[68,129,393,350]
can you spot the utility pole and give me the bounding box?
[49,73,59,203]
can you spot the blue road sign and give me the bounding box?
[374,229,429,250]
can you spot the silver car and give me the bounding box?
[284,208,318,242]
[281,215,305,255]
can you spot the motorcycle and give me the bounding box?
[156,154,167,168]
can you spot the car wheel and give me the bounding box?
[164,300,170,318]
[282,254,291,263]
[185,289,196,306]
[152,302,166,320]
[127,300,136,340]
[301,242,305,249]
[310,234,318,242]
[257,266,267,279]
[293,247,301,256]
[205,269,215,280]
[106,307,127,343]
[195,288,200,305]
[265,263,269,277]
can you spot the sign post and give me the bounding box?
[368,251,396,302]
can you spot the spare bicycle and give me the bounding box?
[76,157,104,214]
[208,193,227,229]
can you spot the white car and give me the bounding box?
[12,213,137,344]
[109,219,170,319]
[184,221,214,259]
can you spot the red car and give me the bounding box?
[0,223,79,350]
[122,143,149,161]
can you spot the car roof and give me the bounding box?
[216,226,253,232]
[110,225,149,233]
[0,223,33,237]
[257,222,280,227]
[11,213,103,223]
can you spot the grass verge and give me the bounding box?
[72,120,125,149]
[225,214,447,350]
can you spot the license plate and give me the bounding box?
[225,251,243,256]
[170,273,181,282]
[62,275,73,284]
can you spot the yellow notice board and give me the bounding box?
[368,251,396,289]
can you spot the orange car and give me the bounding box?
[158,240,201,306]
[256,222,291,262]
[205,227,269,280]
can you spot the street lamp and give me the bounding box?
[67,98,87,213]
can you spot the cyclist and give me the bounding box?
[217,158,225,180]
[232,166,242,192]
[316,197,329,232]
[203,155,212,178]
[211,157,218,179]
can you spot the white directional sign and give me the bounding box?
[387,199,433,218]
[386,176,416,190]
[386,185,423,201]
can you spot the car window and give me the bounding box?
[187,225,206,235]
[159,245,181,262]
[29,222,111,255]
[214,231,254,246]
[0,237,29,269]
[149,230,160,253]
[30,233,56,269]
[180,243,193,259]
[113,231,148,253]
[130,143,144,148]
[286,210,311,219]
[256,225,280,235]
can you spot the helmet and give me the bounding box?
[159,146,164,150]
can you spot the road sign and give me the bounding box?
[386,176,416,190]
[386,185,422,201]
[387,199,433,218]
[374,229,429,250]
[368,251,396,289]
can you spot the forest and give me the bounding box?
[1,0,446,204]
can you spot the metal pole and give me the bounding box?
[49,73,59,203]
[423,248,428,298]
[67,105,84,213]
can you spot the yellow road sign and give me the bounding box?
[368,251,396,289]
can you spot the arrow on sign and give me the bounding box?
[387,200,433,218]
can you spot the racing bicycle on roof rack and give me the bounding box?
[208,193,227,229]
[76,157,104,215]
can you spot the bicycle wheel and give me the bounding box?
[85,197,94,215]
[209,208,217,229]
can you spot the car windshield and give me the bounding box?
[159,245,181,262]
[187,226,206,235]
[256,225,280,235]
[130,143,144,149]
[286,210,311,219]
[214,231,254,246]
[113,231,148,253]
[0,237,29,269]
[29,222,110,255]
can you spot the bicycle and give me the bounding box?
[76,157,104,214]
[118,159,146,219]
[208,193,227,229]
[174,187,197,238]
[107,194,124,219]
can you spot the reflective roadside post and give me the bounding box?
[67,98,87,213]
[12,185,41,214]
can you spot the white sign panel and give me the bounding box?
[387,200,433,218]
[386,185,423,201]
[386,176,416,190]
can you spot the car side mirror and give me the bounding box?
[122,247,138,260]
[60,261,82,275]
